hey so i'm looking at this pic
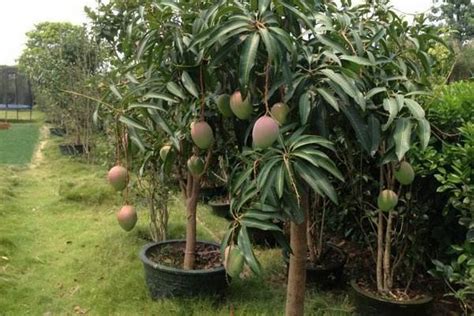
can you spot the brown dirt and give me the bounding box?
[31,125,48,169]
[148,242,223,270]
[0,122,11,129]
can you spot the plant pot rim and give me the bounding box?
[139,239,225,275]
[208,200,230,206]
[350,279,433,305]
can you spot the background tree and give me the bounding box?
[19,22,104,150]
[430,0,474,42]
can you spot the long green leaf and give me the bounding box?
[238,226,262,274]
[393,118,413,161]
[340,55,373,66]
[258,0,271,14]
[293,151,344,182]
[181,71,200,99]
[316,88,339,112]
[129,103,165,112]
[366,87,387,99]
[417,118,431,149]
[259,27,278,63]
[320,69,357,99]
[166,82,186,99]
[199,20,250,48]
[119,115,147,131]
[404,99,425,120]
[243,210,284,221]
[299,92,311,125]
[368,115,380,156]
[144,92,178,104]
[382,98,399,131]
[239,32,260,89]
[339,104,371,153]
[240,218,282,231]
[276,164,285,198]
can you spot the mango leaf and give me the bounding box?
[258,0,271,14]
[181,71,199,99]
[404,99,425,120]
[339,104,371,153]
[144,92,178,104]
[166,82,186,99]
[119,115,147,131]
[294,162,338,204]
[238,226,262,274]
[340,55,373,66]
[268,26,296,57]
[259,27,278,63]
[109,84,123,100]
[220,224,235,254]
[239,32,260,90]
[299,92,311,125]
[320,69,357,99]
[366,87,386,99]
[293,150,344,181]
[129,103,165,111]
[368,115,380,156]
[240,218,282,231]
[316,88,339,112]
[417,118,431,149]
[276,164,286,198]
[393,118,413,161]
[382,98,399,131]
[243,210,284,221]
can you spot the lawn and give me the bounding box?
[0,123,353,315]
[0,111,41,165]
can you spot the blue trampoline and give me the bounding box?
[0,66,33,121]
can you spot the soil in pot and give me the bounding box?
[59,144,88,156]
[208,199,232,220]
[140,240,228,299]
[148,242,222,270]
[306,243,347,288]
[351,279,433,316]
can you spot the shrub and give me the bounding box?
[428,81,474,134]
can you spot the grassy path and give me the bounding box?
[0,124,353,315]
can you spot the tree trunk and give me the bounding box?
[183,175,200,270]
[307,194,317,264]
[285,192,308,316]
[376,210,384,292]
[383,211,394,291]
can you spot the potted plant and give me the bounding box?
[88,0,237,299]
[316,3,441,314]
[303,194,347,288]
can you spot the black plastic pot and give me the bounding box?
[306,244,347,288]
[200,186,226,202]
[139,240,228,299]
[248,227,279,248]
[49,127,66,137]
[208,201,232,219]
[351,280,433,316]
[59,144,88,156]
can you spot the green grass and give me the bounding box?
[0,111,42,165]
[0,126,354,315]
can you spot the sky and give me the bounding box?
[0,0,434,66]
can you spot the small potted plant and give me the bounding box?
[304,194,347,288]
